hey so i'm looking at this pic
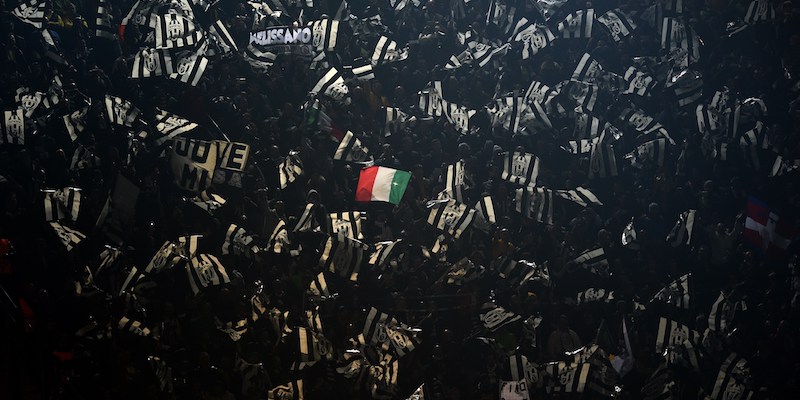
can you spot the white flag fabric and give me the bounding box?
[426,199,475,239]
[502,151,540,187]
[279,151,303,189]
[186,254,231,294]
[2,108,26,145]
[50,222,86,251]
[12,0,47,28]
[558,9,594,39]
[43,187,81,222]
[105,96,141,127]
[319,235,368,281]
[597,9,636,42]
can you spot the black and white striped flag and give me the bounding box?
[63,106,89,142]
[105,95,140,127]
[154,14,203,49]
[709,368,754,400]
[169,50,209,86]
[351,60,375,81]
[426,199,475,239]
[651,274,691,309]
[744,1,775,24]
[243,44,277,72]
[328,211,364,240]
[2,108,26,145]
[543,362,591,394]
[661,17,701,65]
[279,151,303,189]
[572,53,603,84]
[738,121,765,170]
[670,69,703,108]
[565,138,596,154]
[502,151,540,187]
[494,257,551,287]
[515,187,553,224]
[153,109,198,145]
[625,139,668,168]
[383,106,416,136]
[444,257,484,285]
[334,131,371,162]
[311,67,349,102]
[505,352,538,387]
[222,224,259,257]
[118,316,152,337]
[320,235,368,281]
[70,144,100,171]
[588,141,618,179]
[369,239,402,269]
[441,160,467,202]
[597,9,636,42]
[480,304,521,332]
[572,247,609,275]
[511,23,555,60]
[572,113,601,140]
[96,0,116,40]
[708,292,732,333]
[293,327,333,370]
[266,220,291,254]
[655,317,700,354]
[294,203,321,233]
[186,254,231,294]
[50,222,86,251]
[666,209,695,247]
[190,190,226,214]
[473,195,496,228]
[444,50,471,70]
[207,20,239,54]
[695,104,720,134]
[131,48,174,79]
[620,107,674,143]
[770,155,800,177]
[418,82,444,116]
[43,187,81,222]
[216,317,248,341]
[623,66,656,96]
[468,41,510,68]
[308,272,331,298]
[577,288,615,304]
[443,103,477,134]
[363,307,417,357]
[525,80,557,105]
[311,18,339,51]
[267,379,303,400]
[558,9,594,39]
[12,0,47,28]
[554,187,603,207]
[371,35,408,65]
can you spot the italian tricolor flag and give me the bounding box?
[356,166,411,205]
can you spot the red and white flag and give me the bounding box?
[744,197,796,257]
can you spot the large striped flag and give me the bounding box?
[63,106,89,142]
[426,199,475,239]
[654,317,700,354]
[596,9,636,42]
[154,14,203,49]
[480,304,521,332]
[320,235,368,281]
[131,48,174,79]
[515,187,553,224]
[43,187,81,222]
[501,151,540,187]
[356,166,411,205]
[744,0,775,24]
[186,254,231,294]
[328,211,364,240]
[558,9,594,39]
[96,0,116,40]
[310,66,349,102]
[311,18,339,51]
[50,222,86,251]
[1,109,25,145]
[333,131,371,162]
[169,50,209,86]
[12,0,47,28]
[105,95,140,127]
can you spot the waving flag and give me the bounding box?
[105,96,140,127]
[320,235,368,281]
[50,222,86,251]
[427,199,476,238]
[131,48,174,79]
[43,188,81,222]
[558,9,594,39]
[186,254,231,294]
[597,9,636,42]
[356,166,411,205]
[744,197,796,257]
[502,151,540,187]
[12,0,47,28]
[154,14,203,49]
[96,0,116,40]
[744,1,775,24]
[333,131,371,162]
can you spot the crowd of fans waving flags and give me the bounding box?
[1,0,799,399]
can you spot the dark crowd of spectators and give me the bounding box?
[2,0,800,399]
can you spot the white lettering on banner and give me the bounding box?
[250,27,313,45]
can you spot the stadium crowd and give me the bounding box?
[1,0,800,399]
